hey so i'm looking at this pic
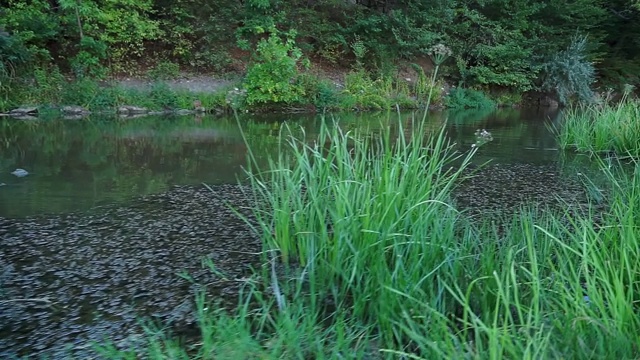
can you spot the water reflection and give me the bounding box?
[0,108,562,218]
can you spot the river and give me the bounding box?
[0,108,597,358]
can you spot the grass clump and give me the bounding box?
[446,87,496,109]
[555,96,640,158]
[239,116,640,358]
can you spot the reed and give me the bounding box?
[556,98,640,159]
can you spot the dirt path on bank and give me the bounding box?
[115,75,236,93]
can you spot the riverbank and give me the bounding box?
[1,63,562,120]
[2,104,637,358]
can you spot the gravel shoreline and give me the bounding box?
[1,184,261,358]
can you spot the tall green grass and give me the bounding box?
[556,98,640,159]
[235,117,640,358]
[243,116,477,340]
[99,117,640,359]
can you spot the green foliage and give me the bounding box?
[243,32,305,105]
[2,0,159,75]
[70,36,108,78]
[146,61,181,80]
[542,35,596,105]
[1,0,59,62]
[151,0,240,72]
[411,64,444,106]
[492,90,523,107]
[446,87,496,109]
[60,77,101,106]
[341,70,390,110]
[32,67,66,104]
[313,81,340,110]
[388,9,441,59]
[350,36,367,69]
[0,31,29,109]
[1,0,640,102]
[58,0,160,68]
[555,97,640,158]
[146,82,178,109]
[296,73,340,111]
[0,27,32,69]
[193,48,234,74]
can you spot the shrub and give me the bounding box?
[69,36,108,78]
[445,87,495,109]
[148,82,179,109]
[243,31,305,105]
[60,76,101,106]
[31,67,66,104]
[341,70,390,110]
[410,64,444,107]
[296,73,339,111]
[0,30,33,109]
[542,35,596,105]
[147,61,181,80]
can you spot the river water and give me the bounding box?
[0,108,597,358]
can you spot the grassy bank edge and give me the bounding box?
[554,95,640,159]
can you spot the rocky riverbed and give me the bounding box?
[454,162,595,219]
[0,163,596,358]
[0,184,261,358]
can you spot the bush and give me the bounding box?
[341,70,390,110]
[413,71,444,107]
[147,61,181,80]
[60,77,101,106]
[148,82,179,109]
[243,31,306,105]
[542,35,596,105]
[296,73,340,111]
[69,36,108,78]
[32,67,66,104]
[445,87,495,109]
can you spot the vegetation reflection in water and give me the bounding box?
[0,115,275,217]
[0,108,561,218]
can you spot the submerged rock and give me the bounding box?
[61,106,90,116]
[118,106,149,115]
[175,109,195,115]
[10,168,29,177]
[9,107,38,116]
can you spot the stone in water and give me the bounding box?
[11,168,29,177]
